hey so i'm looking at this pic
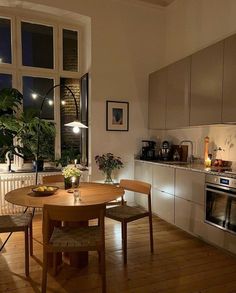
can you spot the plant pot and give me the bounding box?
[64,177,73,190]
[32,159,44,172]
[71,175,81,188]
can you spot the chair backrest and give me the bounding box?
[119,179,151,195]
[42,174,64,184]
[120,179,152,213]
[43,204,106,244]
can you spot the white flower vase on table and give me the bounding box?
[62,165,82,190]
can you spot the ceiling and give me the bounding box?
[139,0,176,7]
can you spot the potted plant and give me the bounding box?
[56,147,81,167]
[0,88,24,168]
[62,165,83,189]
[16,109,56,171]
[95,153,123,183]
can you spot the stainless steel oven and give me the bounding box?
[205,174,236,234]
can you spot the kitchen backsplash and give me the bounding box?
[149,124,236,163]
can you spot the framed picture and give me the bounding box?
[106,100,129,131]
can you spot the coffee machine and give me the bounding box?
[159,140,172,161]
[140,140,156,160]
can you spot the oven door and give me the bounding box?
[205,183,236,233]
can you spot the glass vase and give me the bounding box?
[104,170,113,184]
[64,177,73,190]
[72,175,80,188]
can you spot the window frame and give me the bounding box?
[0,9,84,167]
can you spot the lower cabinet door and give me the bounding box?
[175,196,204,235]
[175,196,225,247]
[152,188,174,224]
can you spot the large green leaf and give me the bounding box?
[0,88,23,113]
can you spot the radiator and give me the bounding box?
[0,172,61,215]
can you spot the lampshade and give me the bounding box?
[64,120,88,128]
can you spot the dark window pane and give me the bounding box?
[60,78,80,161]
[0,18,12,64]
[23,76,54,119]
[0,73,12,90]
[63,29,78,71]
[21,22,53,69]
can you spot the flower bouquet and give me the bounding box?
[95,153,123,183]
[62,165,83,189]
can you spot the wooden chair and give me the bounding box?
[105,179,154,264]
[0,213,33,276]
[42,203,106,293]
[42,174,64,184]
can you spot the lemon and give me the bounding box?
[37,186,45,192]
[47,187,54,191]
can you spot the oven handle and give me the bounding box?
[206,187,236,198]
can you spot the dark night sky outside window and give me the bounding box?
[23,76,54,120]
[21,22,53,68]
[0,18,12,64]
[0,74,12,90]
[63,29,78,71]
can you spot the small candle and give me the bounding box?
[205,157,211,168]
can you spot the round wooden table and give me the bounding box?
[5,182,124,208]
[5,182,124,268]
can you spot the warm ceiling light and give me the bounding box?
[73,126,80,134]
[61,100,66,105]
[48,99,53,106]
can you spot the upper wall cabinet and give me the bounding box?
[148,68,167,129]
[222,34,236,122]
[166,57,190,129]
[190,41,224,126]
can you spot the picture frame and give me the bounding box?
[106,100,129,131]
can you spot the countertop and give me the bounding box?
[135,159,236,178]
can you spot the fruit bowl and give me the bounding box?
[32,185,59,196]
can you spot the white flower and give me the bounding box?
[62,165,82,178]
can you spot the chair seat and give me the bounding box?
[106,205,149,222]
[0,213,32,233]
[50,226,102,248]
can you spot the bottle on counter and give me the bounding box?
[173,149,180,161]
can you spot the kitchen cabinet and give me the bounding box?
[148,68,167,129]
[166,57,190,129]
[175,169,205,205]
[134,160,236,255]
[134,161,152,184]
[134,161,152,208]
[152,164,174,194]
[152,188,174,223]
[175,169,205,235]
[175,196,203,235]
[152,164,175,223]
[222,34,236,122]
[190,41,224,126]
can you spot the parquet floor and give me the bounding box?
[1,214,236,293]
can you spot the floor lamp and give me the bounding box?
[35,84,88,185]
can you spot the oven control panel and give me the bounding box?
[205,174,236,189]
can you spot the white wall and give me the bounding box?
[0,0,166,183]
[149,0,236,164]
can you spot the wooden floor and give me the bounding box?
[1,214,236,293]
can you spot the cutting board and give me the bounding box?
[172,145,188,162]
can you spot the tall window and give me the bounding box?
[0,12,87,165]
